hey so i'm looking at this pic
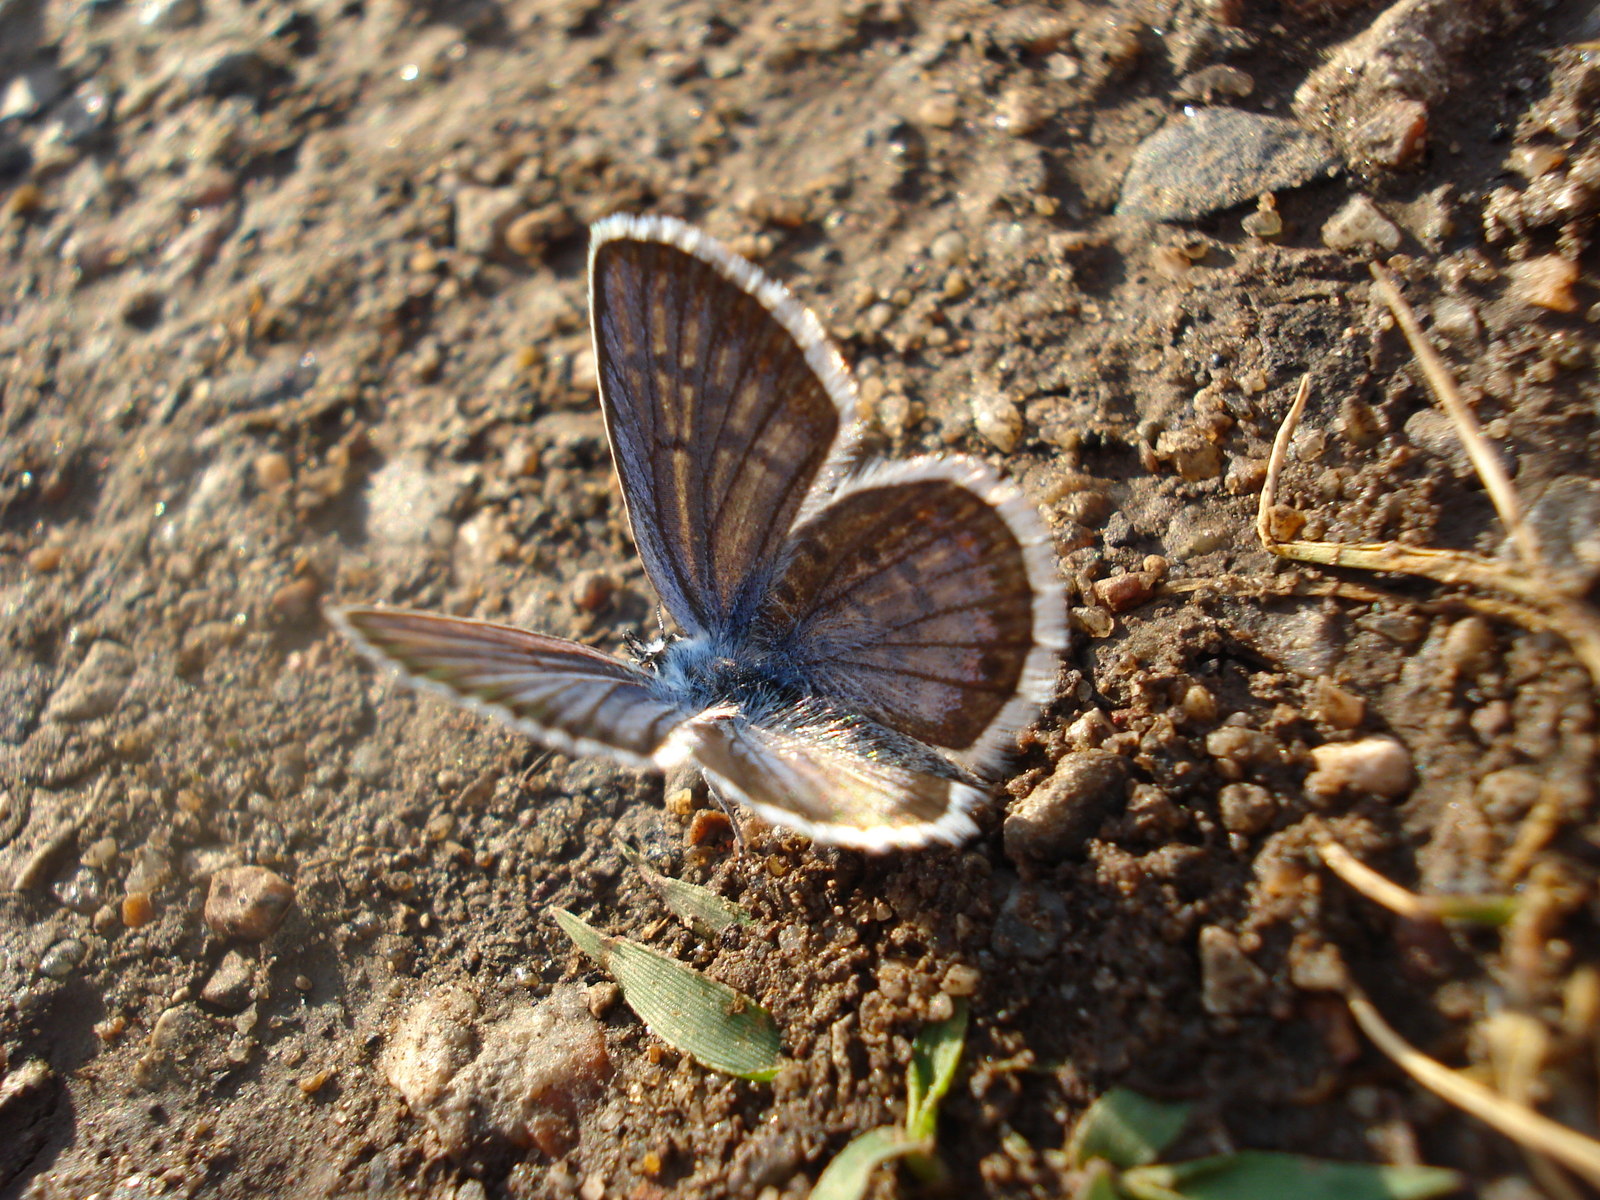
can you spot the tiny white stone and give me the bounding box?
[1305,736,1414,799]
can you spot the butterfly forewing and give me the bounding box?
[331,608,688,765]
[679,707,983,850]
[756,459,1067,774]
[589,215,857,637]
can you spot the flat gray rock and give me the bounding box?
[1117,106,1338,221]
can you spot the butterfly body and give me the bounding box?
[645,633,807,724]
[331,214,1068,851]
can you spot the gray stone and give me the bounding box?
[44,641,135,723]
[991,878,1068,959]
[188,46,282,100]
[200,950,254,1010]
[1117,107,1338,221]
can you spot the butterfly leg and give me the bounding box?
[701,776,749,854]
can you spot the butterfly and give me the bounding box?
[329,214,1067,850]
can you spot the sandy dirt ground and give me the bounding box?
[2,0,1599,1196]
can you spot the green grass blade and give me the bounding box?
[810,1128,915,1200]
[550,907,782,1082]
[1068,1089,1192,1169]
[906,998,968,1142]
[620,844,754,936]
[1122,1152,1463,1200]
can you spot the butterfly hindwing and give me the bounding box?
[754,458,1067,775]
[678,705,983,850]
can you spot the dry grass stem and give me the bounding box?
[1368,263,1542,574]
[1319,840,1516,925]
[1255,270,1600,689]
[1347,993,1600,1190]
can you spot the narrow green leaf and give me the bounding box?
[810,1127,915,1200]
[1080,1160,1127,1200]
[906,998,968,1142]
[1432,894,1517,926]
[1067,1089,1192,1170]
[620,844,754,936]
[1122,1152,1463,1200]
[550,907,782,1082]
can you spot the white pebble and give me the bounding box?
[1321,195,1401,253]
[1305,737,1413,799]
[972,390,1023,453]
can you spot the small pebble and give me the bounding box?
[1181,683,1217,723]
[571,570,616,614]
[385,985,611,1159]
[204,865,294,940]
[1261,504,1306,542]
[139,0,202,29]
[991,880,1067,959]
[122,891,156,927]
[928,229,968,265]
[1507,255,1579,313]
[1116,107,1338,222]
[271,577,320,621]
[1223,455,1267,495]
[1240,194,1282,239]
[1004,750,1128,863]
[0,66,64,121]
[687,809,733,848]
[1321,195,1401,253]
[1476,767,1542,821]
[972,390,1024,453]
[942,964,981,996]
[26,544,63,573]
[44,641,136,723]
[2,183,43,221]
[586,981,621,1019]
[1441,616,1495,676]
[188,45,281,100]
[82,837,118,870]
[124,846,172,893]
[918,94,959,129]
[994,85,1048,137]
[1304,736,1414,800]
[1309,678,1366,729]
[1199,925,1269,1016]
[1155,429,1222,480]
[297,1069,332,1095]
[1091,571,1157,614]
[254,452,291,490]
[1205,726,1281,770]
[1174,64,1254,105]
[201,949,254,1010]
[504,204,576,259]
[453,186,525,257]
[1218,783,1277,835]
[38,937,87,980]
[52,866,105,914]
